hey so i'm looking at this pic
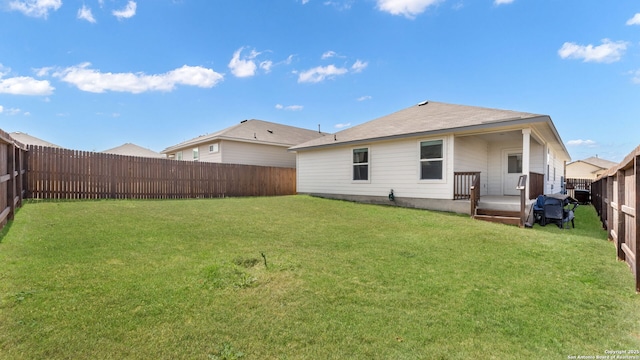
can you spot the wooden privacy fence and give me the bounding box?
[591,145,640,292]
[0,130,27,229]
[26,145,296,200]
[566,178,592,191]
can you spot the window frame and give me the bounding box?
[209,143,219,153]
[418,138,446,182]
[352,147,370,183]
[176,151,183,161]
[193,147,199,161]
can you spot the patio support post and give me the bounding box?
[522,129,531,200]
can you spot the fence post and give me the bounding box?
[635,155,640,293]
[519,175,527,228]
[616,170,626,261]
[7,142,15,221]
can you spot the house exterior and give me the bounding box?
[161,119,327,168]
[290,101,571,215]
[102,143,164,158]
[566,156,616,180]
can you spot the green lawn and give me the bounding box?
[0,195,639,359]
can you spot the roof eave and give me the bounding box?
[291,115,559,152]
[162,136,295,154]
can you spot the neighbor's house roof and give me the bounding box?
[161,119,327,154]
[568,156,617,171]
[290,100,570,159]
[101,143,164,158]
[10,132,62,148]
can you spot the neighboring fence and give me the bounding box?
[26,145,296,200]
[566,178,592,191]
[591,145,639,292]
[0,130,27,230]
[566,177,592,200]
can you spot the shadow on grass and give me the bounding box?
[0,217,15,244]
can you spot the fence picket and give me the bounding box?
[22,145,296,201]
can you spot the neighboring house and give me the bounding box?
[161,119,327,168]
[10,132,62,148]
[102,143,165,158]
[566,156,616,180]
[290,100,571,215]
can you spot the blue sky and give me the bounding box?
[0,0,638,162]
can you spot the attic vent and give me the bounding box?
[240,120,248,123]
[267,130,273,134]
[417,100,429,106]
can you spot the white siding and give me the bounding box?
[169,140,295,168]
[454,136,489,195]
[529,141,544,174]
[297,135,454,200]
[222,141,296,168]
[545,147,565,194]
[566,162,601,180]
[199,142,222,163]
[486,139,522,195]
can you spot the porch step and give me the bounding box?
[476,209,520,217]
[474,209,522,226]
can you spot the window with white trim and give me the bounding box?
[353,148,369,181]
[176,151,183,161]
[193,148,199,161]
[420,140,443,180]
[209,143,219,153]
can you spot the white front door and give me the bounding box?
[503,152,522,196]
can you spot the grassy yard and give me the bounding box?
[0,195,639,359]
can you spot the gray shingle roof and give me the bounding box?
[575,156,617,170]
[101,143,164,158]
[290,101,549,150]
[162,119,327,153]
[10,132,62,148]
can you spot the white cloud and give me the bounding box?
[297,65,349,83]
[77,5,96,23]
[629,69,640,84]
[284,55,295,65]
[8,0,62,18]
[558,39,628,63]
[275,104,303,111]
[376,0,442,19]
[228,47,263,78]
[113,1,137,19]
[494,0,514,5]
[34,66,54,77]
[2,107,23,116]
[357,95,372,101]
[567,139,597,147]
[0,105,3,113]
[627,13,640,26]
[54,63,223,93]
[260,60,273,73]
[0,65,54,95]
[335,123,351,129]
[324,1,353,11]
[351,60,368,73]
[322,51,338,59]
